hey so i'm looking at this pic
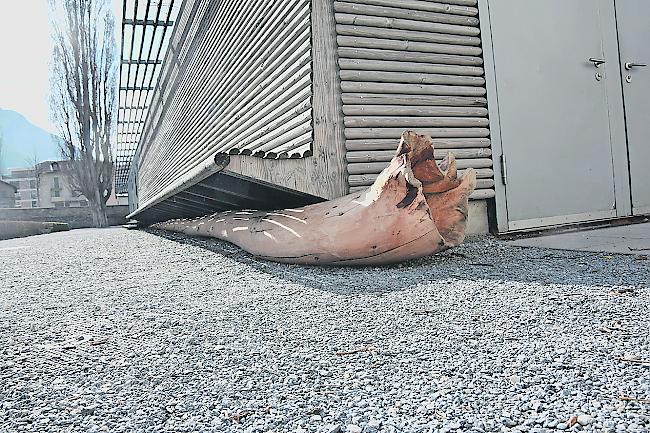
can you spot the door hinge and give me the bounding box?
[500,154,508,185]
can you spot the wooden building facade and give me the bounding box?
[125,0,493,231]
[124,0,649,232]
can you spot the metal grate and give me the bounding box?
[114,0,180,193]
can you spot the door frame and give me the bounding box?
[479,0,632,232]
[614,0,650,216]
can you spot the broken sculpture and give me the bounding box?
[152,131,476,265]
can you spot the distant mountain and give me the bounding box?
[0,109,63,174]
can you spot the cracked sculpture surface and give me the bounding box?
[153,131,477,265]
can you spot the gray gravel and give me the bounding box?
[0,227,649,433]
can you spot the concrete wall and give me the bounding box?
[0,221,69,240]
[0,182,16,208]
[0,205,129,229]
[0,196,15,209]
[467,200,489,236]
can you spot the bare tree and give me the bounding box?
[49,0,116,227]
[23,150,40,169]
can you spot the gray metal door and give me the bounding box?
[487,0,630,230]
[616,0,650,215]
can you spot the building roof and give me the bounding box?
[114,0,180,193]
[35,160,76,173]
[0,179,17,192]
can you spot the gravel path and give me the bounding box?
[0,227,649,433]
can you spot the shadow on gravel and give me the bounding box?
[144,228,649,294]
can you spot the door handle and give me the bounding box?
[589,58,606,67]
[625,62,647,70]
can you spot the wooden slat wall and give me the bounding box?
[222,0,349,202]
[335,0,494,199]
[134,0,313,205]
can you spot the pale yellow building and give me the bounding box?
[36,161,88,208]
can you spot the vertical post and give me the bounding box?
[477,0,509,232]
[310,0,348,198]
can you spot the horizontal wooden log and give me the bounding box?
[343,0,478,16]
[344,116,489,128]
[335,13,479,37]
[239,110,313,154]
[334,2,479,27]
[335,0,494,198]
[150,2,309,150]
[346,186,493,200]
[348,168,494,186]
[340,70,485,86]
[233,86,312,148]
[336,24,480,46]
[346,148,492,162]
[339,47,483,66]
[184,29,312,155]
[445,0,478,5]
[136,2,314,197]
[348,179,493,193]
[469,189,495,199]
[337,35,482,56]
[345,127,490,139]
[134,0,236,173]
[345,137,491,150]
[342,105,488,117]
[148,52,313,187]
[347,158,492,174]
[440,0,478,6]
[272,131,313,158]
[338,58,483,76]
[476,179,495,189]
[341,81,486,96]
[342,93,487,106]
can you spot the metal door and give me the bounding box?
[616,0,650,215]
[487,0,630,230]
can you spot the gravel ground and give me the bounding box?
[0,227,649,433]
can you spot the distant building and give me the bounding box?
[35,161,89,208]
[0,180,17,208]
[2,160,127,209]
[1,167,39,208]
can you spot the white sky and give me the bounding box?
[0,0,122,134]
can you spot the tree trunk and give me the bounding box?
[153,131,476,265]
[93,204,108,228]
[89,186,109,228]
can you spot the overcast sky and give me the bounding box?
[0,0,122,134]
